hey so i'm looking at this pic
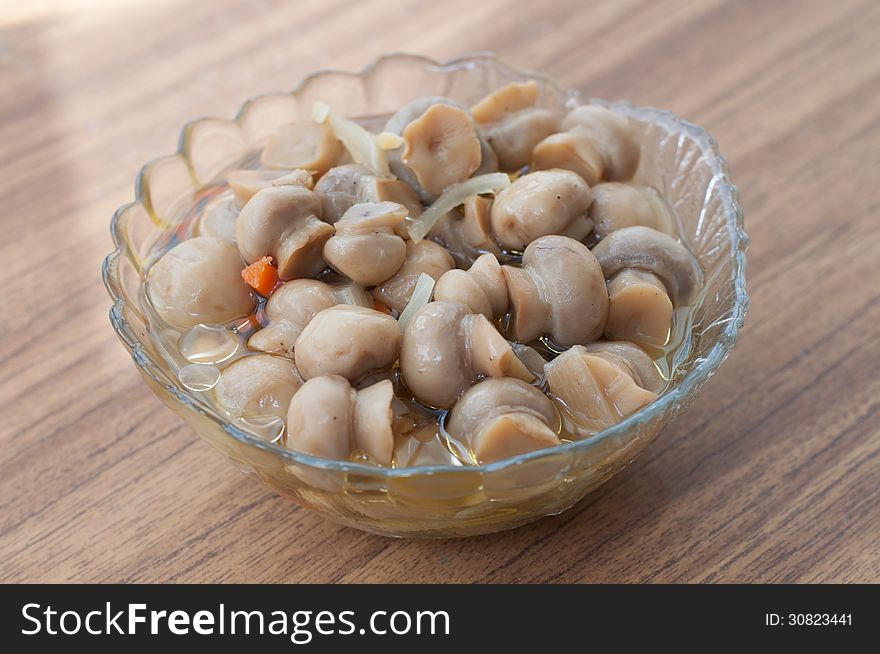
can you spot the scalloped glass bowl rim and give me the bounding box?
[102,51,749,479]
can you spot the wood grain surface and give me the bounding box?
[1,0,878,583]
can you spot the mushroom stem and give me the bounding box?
[434,253,508,319]
[446,377,560,463]
[545,345,658,434]
[591,226,703,306]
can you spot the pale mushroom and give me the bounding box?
[545,344,658,433]
[502,235,609,346]
[446,377,560,463]
[584,341,663,393]
[401,103,482,196]
[286,375,399,465]
[373,239,455,313]
[434,253,508,319]
[195,197,238,241]
[226,168,313,207]
[313,164,423,224]
[214,354,302,420]
[605,269,674,347]
[384,97,499,202]
[471,81,558,171]
[531,131,604,186]
[323,202,408,286]
[147,236,256,328]
[260,120,345,176]
[427,195,501,266]
[591,226,702,306]
[589,182,677,239]
[400,301,534,408]
[235,185,333,280]
[247,279,338,357]
[294,304,401,383]
[471,80,541,123]
[489,169,593,250]
[532,105,640,183]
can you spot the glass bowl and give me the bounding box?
[102,53,748,538]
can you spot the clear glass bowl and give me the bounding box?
[102,53,748,538]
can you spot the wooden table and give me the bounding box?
[1,0,878,583]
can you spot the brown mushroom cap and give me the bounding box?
[489,169,593,250]
[214,354,302,419]
[545,344,657,433]
[322,202,408,286]
[561,106,640,181]
[584,341,663,393]
[502,235,609,346]
[247,279,338,357]
[591,226,702,306]
[471,80,540,124]
[313,164,423,224]
[373,239,455,313]
[260,120,345,176]
[195,198,239,242]
[446,377,560,464]
[434,253,508,319]
[531,131,603,186]
[294,304,401,383]
[605,269,673,348]
[483,108,559,171]
[285,375,396,465]
[235,185,333,280]
[147,236,256,328]
[226,168,313,207]
[385,97,499,202]
[589,182,677,239]
[402,103,482,196]
[399,301,533,408]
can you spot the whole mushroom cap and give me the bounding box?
[385,97,499,203]
[589,182,677,239]
[235,185,332,280]
[313,164,423,224]
[322,201,408,286]
[286,375,396,465]
[531,130,604,187]
[489,169,593,250]
[260,120,345,176]
[561,106,640,181]
[247,279,338,357]
[591,226,702,306]
[147,236,256,328]
[446,377,560,464]
[214,354,302,419]
[286,374,354,461]
[503,235,609,346]
[373,239,455,313]
[483,108,559,172]
[226,168,312,207]
[401,103,483,196]
[400,301,533,408]
[294,304,401,383]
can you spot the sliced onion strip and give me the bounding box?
[405,172,511,242]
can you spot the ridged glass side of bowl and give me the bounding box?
[102,53,748,538]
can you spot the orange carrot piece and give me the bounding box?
[373,298,392,314]
[241,256,279,296]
